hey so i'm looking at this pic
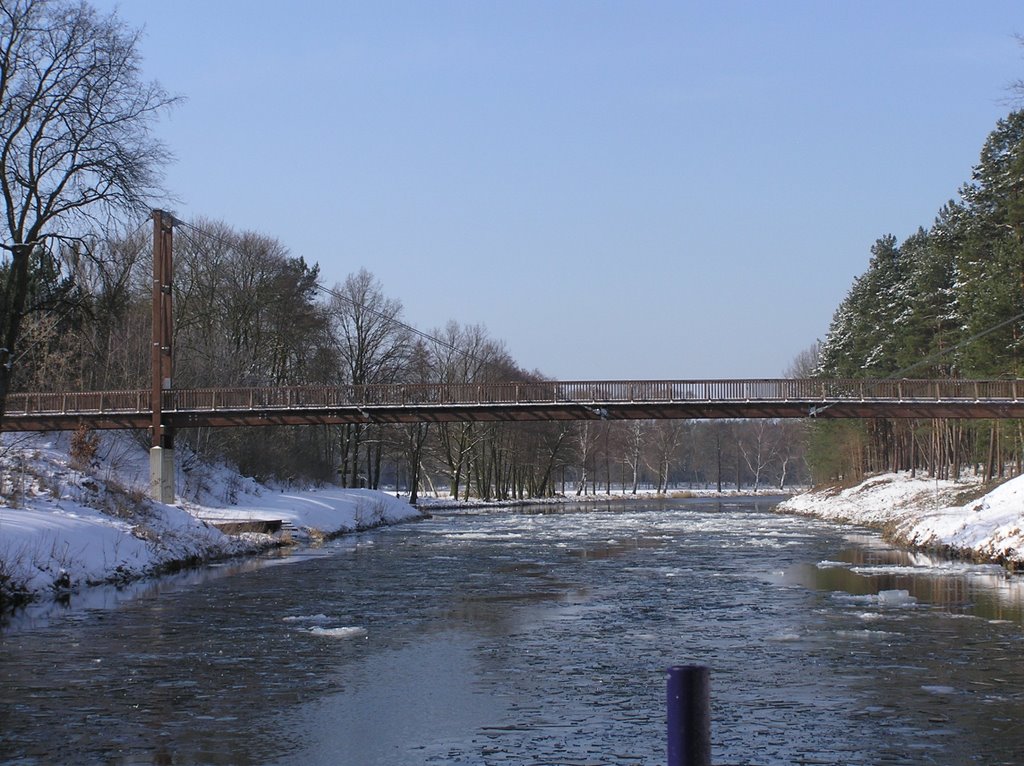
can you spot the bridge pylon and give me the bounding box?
[150,209,175,503]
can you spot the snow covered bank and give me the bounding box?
[779,472,1024,566]
[0,433,423,611]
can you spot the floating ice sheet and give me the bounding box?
[878,589,917,606]
[306,626,368,639]
[830,589,918,608]
[282,614,332,624]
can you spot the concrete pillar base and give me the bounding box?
[149,446,175,503]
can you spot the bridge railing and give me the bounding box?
[5,390,151,415]
[163,378,1022,411]
[3,378,1020,417]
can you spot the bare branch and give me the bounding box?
[0,0,178,421]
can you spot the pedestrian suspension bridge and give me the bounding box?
[4,376,1024,432]
[3,211,1021,501]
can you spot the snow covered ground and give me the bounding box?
[780,471,1024,565]
[0,433,423,609]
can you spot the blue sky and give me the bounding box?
[99,1,1022,380]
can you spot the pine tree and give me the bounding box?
[955,111,1024,375]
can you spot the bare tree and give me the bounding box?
[430,321,512,500]
[397,339,433,503]
[0,0,176,421]
[525,420,575,497]
[573,419,599,496]
[1009,34,1024,105]
[622,420,647,493]
[330,269,409,387]
[737,420,778,492]
[773,419,808,489]
[644,420,687,493]
[76,224,152,389]
[328,268,410,486]
[785,341,822,379]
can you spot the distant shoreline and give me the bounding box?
[413,487,798,511]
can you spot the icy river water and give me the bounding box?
[3,498,1024,766]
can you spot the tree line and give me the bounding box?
[813,108,1024,484]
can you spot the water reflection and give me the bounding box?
[779,536,1024,623]
[0,539,358,633]
[2,501,1023,766]
[270,633,504,766]
[570,535,666,560]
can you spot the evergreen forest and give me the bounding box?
[813,109,1024,485]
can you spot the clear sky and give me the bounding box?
[96,1,1022,380]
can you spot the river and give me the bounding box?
[2,497,1023,765]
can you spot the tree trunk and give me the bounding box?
[985,422,997,483]
[370,439,383,489]
[912,422,919,475]
[408,460,420,505]
[0,244,35,426]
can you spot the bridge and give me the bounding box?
[5,377,1024,432]
[7,211,1024,502]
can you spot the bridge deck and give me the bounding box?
[2,379,1023,431]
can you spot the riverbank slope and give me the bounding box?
[779,472,1024,566]
[0,433,423,610]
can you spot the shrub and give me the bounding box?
[69,425,100,471]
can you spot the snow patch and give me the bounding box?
[306,626,368,639]
[779,472,1024,564]
[0,432,423,609]
[921,685,957,695]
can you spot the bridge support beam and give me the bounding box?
[150,210,175,503]
[150,446,175,504]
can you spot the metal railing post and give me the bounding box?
[667,665,711,766]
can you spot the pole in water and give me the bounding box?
[667,664,711,766]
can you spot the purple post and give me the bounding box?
[667,665,711,766]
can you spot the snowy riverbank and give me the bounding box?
[779,472,1024,567]
[0,433,424,610]
[10,426,1021,614]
